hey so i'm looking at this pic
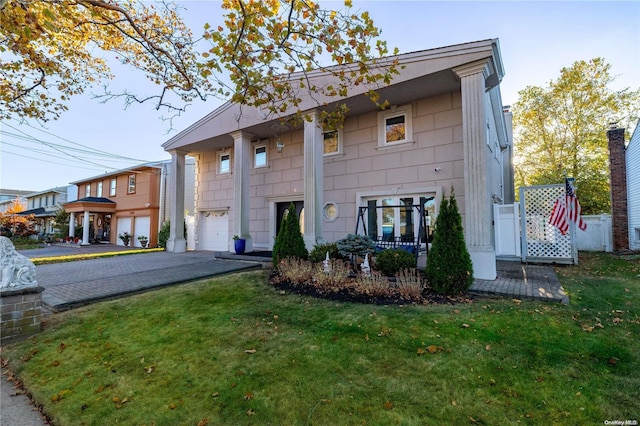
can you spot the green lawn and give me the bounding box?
[2,252,638,425]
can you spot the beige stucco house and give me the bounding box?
[162,39,513,280]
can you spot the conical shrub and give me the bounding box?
[272,203,308,266]
[425,189,473,294]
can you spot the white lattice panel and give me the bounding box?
[520,185,573,262]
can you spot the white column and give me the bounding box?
[167,149,187,253]
[68,212,75,238]
[81,211,90,245]
[230,131,253,252]
[454,60,496,280]
[303,110,324,250]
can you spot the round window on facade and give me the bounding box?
[323,202,338,222]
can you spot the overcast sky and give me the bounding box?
[1,0,639,192]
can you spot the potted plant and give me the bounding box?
[233,235,246,255]
[137,235,148,248]
[119,232,131,247]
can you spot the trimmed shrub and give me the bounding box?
[375,248,416,276]
[309,242,347,263]
[158,220,170,248]
[272,203,308,266]
[425,189,473,295]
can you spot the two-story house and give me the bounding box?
[19,186,69,238]
[0,189,32,214]
[161,39,512,280]
[63,159,195,247]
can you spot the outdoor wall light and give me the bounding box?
[276,139,285,153]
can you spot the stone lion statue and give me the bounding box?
[0,236,37,289]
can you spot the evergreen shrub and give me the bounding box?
[375,248,416,276]
[309,242,347,263]
[425,189,474,294]
[272,203,308,266]
[336,234,375,259]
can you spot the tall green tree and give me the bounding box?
[512,58,639,214]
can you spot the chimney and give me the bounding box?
[607,126,629,251]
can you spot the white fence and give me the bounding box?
[576,214,612,252]
[494,205,612,259]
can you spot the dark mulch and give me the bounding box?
[269,275,475,306]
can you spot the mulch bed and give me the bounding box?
[269,275,475,306]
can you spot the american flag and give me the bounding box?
[548,179,587,235]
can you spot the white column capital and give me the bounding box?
[229,130,254,141]
[453,59,491,80]
[167,148,190,156]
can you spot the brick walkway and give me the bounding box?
[470,261,569,304]
[31,249,262,312]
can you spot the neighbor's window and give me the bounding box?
[110,178,116,196]
[377,105,413,147]
[254,145,267,168]
[85,184,91,197]
[219,152,231,174]
[97,182,103,198]
[127,174,136,194]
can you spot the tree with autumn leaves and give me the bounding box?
[0,198,37,238]
[513,58,640,214]
[1,0,398,126]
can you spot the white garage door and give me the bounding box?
[134,216,151,248]
[200,210,229,251]
[116,217,132,246]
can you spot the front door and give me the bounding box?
[276,201,304,236]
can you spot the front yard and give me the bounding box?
[1,252,638,425]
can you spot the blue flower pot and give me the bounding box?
[234,239,246,255]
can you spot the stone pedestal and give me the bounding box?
[1,286,44,345]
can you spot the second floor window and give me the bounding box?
[377,105,413,147]
[110,179,116,196]
[128,174,136,194]
[254,145,267,168]
[85,184,91,198]
[220,153,231,174]
[97,182,103,197]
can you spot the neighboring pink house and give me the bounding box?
[162,39,513,280]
